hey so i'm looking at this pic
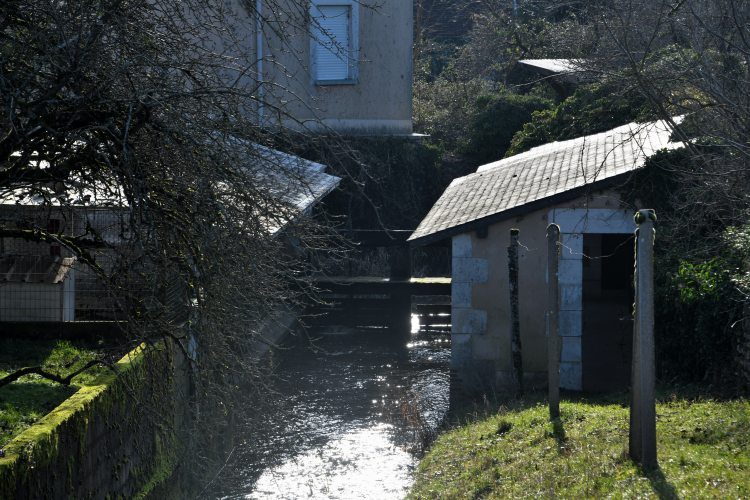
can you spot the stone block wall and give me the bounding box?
[447,195,637,398]
[450,234,492,397]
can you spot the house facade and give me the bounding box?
[225,0,413,135]
[408,120,683,395]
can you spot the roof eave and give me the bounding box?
[407,173,631,248]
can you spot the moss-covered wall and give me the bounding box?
[0,339,189,499]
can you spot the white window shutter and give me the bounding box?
[315,6,349,81]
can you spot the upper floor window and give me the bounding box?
[310,0,359,85]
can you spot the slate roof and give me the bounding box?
[518,59,595,84]
[408,119,683,246]
[3,144,340,238]
[250,145,340,214]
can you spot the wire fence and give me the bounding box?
[0,207,125,322]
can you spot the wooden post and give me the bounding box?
[389,244,412,338]
[630,209,657,468]
[389,293,413,338]
[547,224,561,419]
[508,229,523,399]
[389,246,412,280]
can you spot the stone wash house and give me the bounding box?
[408,120,684,395]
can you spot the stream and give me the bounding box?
[208,311,451,499]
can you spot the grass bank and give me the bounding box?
[406,387,750,499]
[0,338,118,448]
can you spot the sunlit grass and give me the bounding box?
[406,388,750,499]
[0,339,110,448]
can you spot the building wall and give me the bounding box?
[224,0,413,135]
[451,191,639,395]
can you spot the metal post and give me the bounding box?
[547,224,561,419]
[630,209,657,467]
[508,229,523,399]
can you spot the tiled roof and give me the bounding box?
[247,145,341,236]
[408,119,683,246]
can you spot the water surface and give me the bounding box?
[211,316,450,499]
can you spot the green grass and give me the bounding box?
[406,388,750,499]
[0,339,111,449]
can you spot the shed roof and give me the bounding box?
[2,144,340,238]
[517,59,593,83]
[408,119,683,247]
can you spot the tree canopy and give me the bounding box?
[1,0,348,483]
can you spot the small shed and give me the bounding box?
[408,120,683,394]
[517,59,597,98]
[0,145,340,322]
[0,255,76,321]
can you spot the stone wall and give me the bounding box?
[0,340,190,500]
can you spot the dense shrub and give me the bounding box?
[463,92,553,162]
[621,149,747,384]
[313,137,475,230]
[413,61,487,151]
[505,82,653,157]
[654,247,744,383]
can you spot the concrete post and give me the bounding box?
[508,229,523,398]
[547,224,561,419]
[630,209,657,467]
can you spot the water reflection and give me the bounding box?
[248,424,412,499]
[211,313,449,499]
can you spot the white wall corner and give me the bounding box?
[452,234,472,258]
[561,233,583,259]
[559,362,583,390]
[452,282,472,308]
[452,308,487,335]
[560,285,583,311]
[551,208,636,235]
[559,259,582,285]
[559,310,582,337]
[561,336,582,363]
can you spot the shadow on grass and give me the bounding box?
[0,339,58,367]
[641,464,680,500]
[0,381,78,413]
[550,416,570,455]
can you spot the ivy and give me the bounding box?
[462,92,553,163]
[505,80,654,157]
[654,245,744,383]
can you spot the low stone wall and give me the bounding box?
[0,340,189,500]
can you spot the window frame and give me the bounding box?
[309,0,359,85]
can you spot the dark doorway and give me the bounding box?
[582,233,634,392]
